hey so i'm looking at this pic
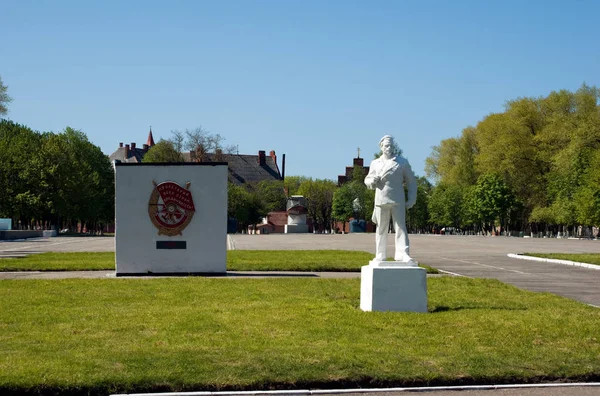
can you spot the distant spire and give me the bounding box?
[146,126,155,147]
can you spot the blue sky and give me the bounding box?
[2,0,599,180]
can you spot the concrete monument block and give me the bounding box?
[115,163,227,275]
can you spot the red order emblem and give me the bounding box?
[148,181,196,236]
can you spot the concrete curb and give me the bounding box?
[227,235,236,251]
[112,382,600,395]
[508,253,600,270]
[437,269,468,277]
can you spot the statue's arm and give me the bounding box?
[404,162,418,209]
[364,161,380,190]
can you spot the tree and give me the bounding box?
[332,179,375,232]
[461,185,480,232]
[332,183,355,230]
[467,173,516,234]
[228,183,264,232]
[143,128,236,163]
[355,181,375,223]
[37,127,114,231]
[425,127,478,187]
[427,183,464,230]
[284,176,310,196]
[350,164,366,183]
[176,126,236,161]
[574,150,600,227]
[406,177,432,233]
[255,180,286,213]
[0,120,44,224]
[425,84,600,234]
[0,75,12,115]
[226,180,286,232]
[297,178,337,232]
[142,139,184,162]
[0,121,113,231]
[538,86,600,234]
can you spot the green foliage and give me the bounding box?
[347,168,375,222]
[574,150,600,226]
[426,84,600,231]
[0,120,43,221]
[227,183,264,231]
[427,183,464,229]
[227,181,286,231]
[228,182,251,218]
[0,121,113,230]
[529,206,554,224]
[406,176,432,232]
[1,277,599,394]
[332,183,355,223]
[0,75,12,115]
[468,173,516,232]
[297,178,337,231]
[460,185,479,228]
[332,179,374,225]
[475,102,545,214]
[142,139,184,162]
[283,175,310,196]
[425,127,478,187]
[39,127,114,228]
[350,164,366,183]
[360,184,375,222]
[255,180,286,213]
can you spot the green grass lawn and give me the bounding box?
[0,251,439,273]
[524,253,600,266]
[0,277,598,395]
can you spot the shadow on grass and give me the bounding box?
[430,305,528,313]
[57,233,114,237]
[114,272,321,278]
[225,272,319,278]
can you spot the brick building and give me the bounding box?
[335,153,375,233]
[337,156,369,186]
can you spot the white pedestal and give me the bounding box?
[360,261,428,312]
[285,224,309,233]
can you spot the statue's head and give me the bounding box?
[379,135,394,157]
[379,135,394,148]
